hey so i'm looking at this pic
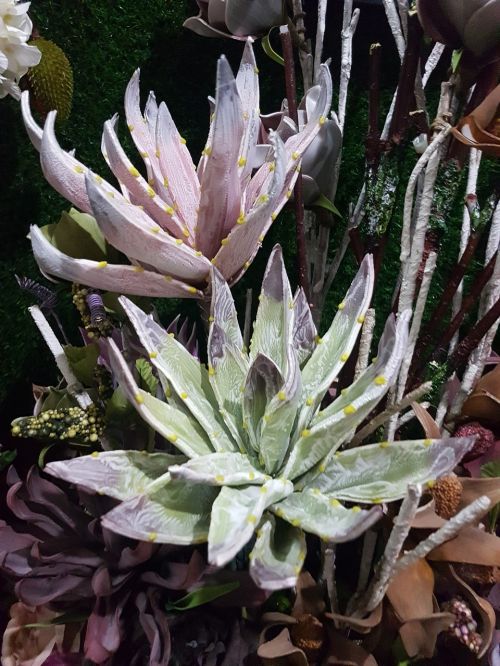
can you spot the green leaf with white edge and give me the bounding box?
[305,437,475,503]
[169,452,268,486]
[165,581,240,612]
[310,193,342,217]
[136,358,159,396]
[107,338,213,458]
[101,480,218,545]
[271,490,381,542]
[285,311,409,481]
[208,478,293,567]
[262,29,284,66]
[45,450,184,500]
[296,255,374,434]
[249,513,306,590]
[250,245,293,376]
[259,347,301,475]
[120,296,236,453]
[292,288,317,368]
[242,353,283,453]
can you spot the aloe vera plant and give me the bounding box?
[46,246,474,590]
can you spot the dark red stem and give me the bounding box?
[448,298,500,373]
[389,13,423,145]
[280,25,310,299]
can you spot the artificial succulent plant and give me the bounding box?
[46,246,474,590]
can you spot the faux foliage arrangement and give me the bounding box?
[1,0,500,664]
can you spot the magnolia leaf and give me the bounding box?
[63,343,99,387]
[271,490,381,542]
[208,479,293,567]
[307,437,475,503]
[165,581,240,612]
[120,297,236,453]
[45,450,182,500]
[262,29,284,66]
[101,481,218,545]
[41,209,110,261]
[135,358,159,396]
[169,452,267,486]
[250,245,293,376]
[249,514,306,590]
[310,192,342,217]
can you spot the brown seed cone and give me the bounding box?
[431,475,463,519]
[289,614,325,663]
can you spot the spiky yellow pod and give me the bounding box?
[26,38,73,121]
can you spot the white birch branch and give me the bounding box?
[422,42,445,88]
[314,0,328,82]
[353,484,423,615]
[354,309,375,380]
[393,496,491,574]
[29,305,93,409]
[382,0,406,60]
[338,1,360,132]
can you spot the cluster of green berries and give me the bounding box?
[72,284,113,338]
[11,404,104,444]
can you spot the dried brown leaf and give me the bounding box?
[257,627,308,665]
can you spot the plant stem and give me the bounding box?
[448,298,500,373]
[280,25,310,299]
[389,12,423,145]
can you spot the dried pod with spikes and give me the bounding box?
[26,38,73,121]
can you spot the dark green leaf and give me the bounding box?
[0,449,16,472]
[136,358,159,396]
[64,344,99,387]
[310,193,342,217]
[480,460,500,478]
[165,581,239,612]
[262,29,284,66]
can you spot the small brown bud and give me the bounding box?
[431,474,462,519]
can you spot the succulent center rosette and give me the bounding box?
[45,246,475,590]
[21,40,332,298]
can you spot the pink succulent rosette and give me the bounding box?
[21,41,332,298]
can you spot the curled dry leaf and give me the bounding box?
[324,604,383,635]
[460,360,500,422]
[412,401,441,438]
[323,625,378,666]
[427,525,500,567]
[447,565,496,659]
[385,559,453,658]
[257,627,308,666]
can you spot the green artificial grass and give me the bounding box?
[0,0,497,416]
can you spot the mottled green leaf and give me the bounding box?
[250,513,306,590]
[271,490,381,541]
[135,358,159,396]
[208,478,293,566]
[121,297,236,453]
[169,452,267,486]
[306,437,475,503]
[45,450,183,500]
[250,245,293,376]
[101,480,218,545]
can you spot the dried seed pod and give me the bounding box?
[431,475,462,519]
[453,422,495,461]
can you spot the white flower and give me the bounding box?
[0,1,40,99]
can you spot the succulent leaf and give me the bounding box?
[208,479,293,566]
[44,246,476,589]
[249,514,306,590]
[307,437,475,503]
[271,490,382,542]
[101,482,218,545]
[46,451,183,501]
